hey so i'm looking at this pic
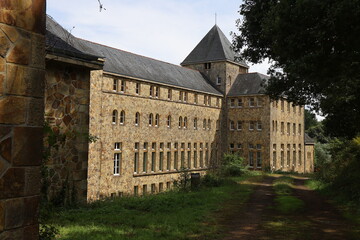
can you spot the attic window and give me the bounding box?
[216,76,221,85]
[204,63,211,69]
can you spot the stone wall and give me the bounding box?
[305,144,315,173]
[0,0,45,239]
[87,72,222,200]
[227,95,271,169]
[44,60,91,203]
[270,100,306,173]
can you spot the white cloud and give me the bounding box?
[47,0,270,74]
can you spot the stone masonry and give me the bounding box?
[0,0,46,239]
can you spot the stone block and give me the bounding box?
[0,73,4,94]
[23,196,39,226]
[27,98,44,126]
[12,127,42,166]
[7,36,30,65]
[0,24,19,42]
[6,64,44,97]
[24,167,41,196]
[0,57,5,72]
[5,197,24,229]
[30,33,45,68]
[0,30,11,57]
[0,137,12,163]
[0,96,27,124]
[0,200,4,231]
[0,168,25,199]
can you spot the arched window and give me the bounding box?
[179,117,182,129]
[119,111,125,125]
[203,119,206,129]
[208,119,211,130]
[167,115,171,128]
[112,110,118,124]
[183,117,188,129]
[230,120,235,130]
[135,112,140,126]
[149,113,153,126]
[194,118,198,129]
[155,114,159,127]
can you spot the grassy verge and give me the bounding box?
[273,176,304,214]
[46,174,260,240]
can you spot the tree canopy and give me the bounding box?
[233,0,360,139]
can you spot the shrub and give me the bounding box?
[201,172,223,187]
[220,153,248,177]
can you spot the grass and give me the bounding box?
[46,173,260,240]
[273,176,304,214]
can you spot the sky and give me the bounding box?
[46,0,271,74]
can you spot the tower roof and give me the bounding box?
[181,25,248,67]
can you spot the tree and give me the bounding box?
[233,0,360,139]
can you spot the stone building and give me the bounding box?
[44,16,314,202]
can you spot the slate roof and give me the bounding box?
[46,16,222,96]
[305,133,316,145]
[227,72,269,96]
[181,25,248,67]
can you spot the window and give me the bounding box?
[238,98,243,107]
[120,80,125,93]
[281,100,284,111]
[112,110,118,124]
[249,97,255,107]
[216,76,221,85]
[203,95,207,105]
[159,183,163,192]
[149,86,154,97]
[134,143,139,173]
[203,119,206,129]
[166,182,171,189]
[207,119,211,130]
[199,147,203,167]
[168,89,172,100]
[149,113,153,126]
[167,115,171,128]
[249,121,255,131]
[120,111,125,125]
[113,79,118,91]
[155,114,159,127]
[273,151,277,168]
[293,104,296,113]
[134,186,138,196]
[298,124,302,135]
[281,122,284,134]
[249,151,254,167]
[216,98,220,107]
[237,143,242,149]
[229,143,235,149]
[180,149,185,169]
[143,143,148,172]
[256,151,262,168]
[187,150,191,169]
[114,142,121,150]
[208,96,211,106]
[230,120,235,130]
[230,99,235,107]
[183,117,188,129]
[194,94,198,104]
[298,150,302,165]
[257,97,263,107]
[287,122,290,135]
[135,112,140,126]
[143,185,147,195]
[194,118,198,130]
[293,150,296,166]
[178,116,182,129]
[204,62,211,69]
[293,123,296,135]
[287,144,290,166]
[257,121,262,131]
[281,150,284,167]
[287,102,290,112]
[193,145,198,168]
[151,150,156,172]
[174,150,178,170]
[136,82,140,95]
[179,91,183,101]
[114,153,120,175]
[237,121,242,131]
[166,149,171,171]
[155,87,160,98]
[151,184,156,194]
[184,92,188,102]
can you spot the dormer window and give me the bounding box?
[204,63,211,69]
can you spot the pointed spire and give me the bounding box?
[181,25,247,67]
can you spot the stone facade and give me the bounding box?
[44,60,93,203]
[87,72,222,200]
[0,0,45,239]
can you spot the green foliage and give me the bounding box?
[39,224,59,240]
[233,0,360,139]
[173,168,191,191]
[46,176,257,240]
[220,153,248,177]
[201,172,224,187]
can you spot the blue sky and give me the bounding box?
[47,0,270,74]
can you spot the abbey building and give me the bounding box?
[44,16,314,202]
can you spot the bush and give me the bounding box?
[201,173,223,187]
[220,153,248,177]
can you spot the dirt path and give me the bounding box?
[220,175,358,240]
